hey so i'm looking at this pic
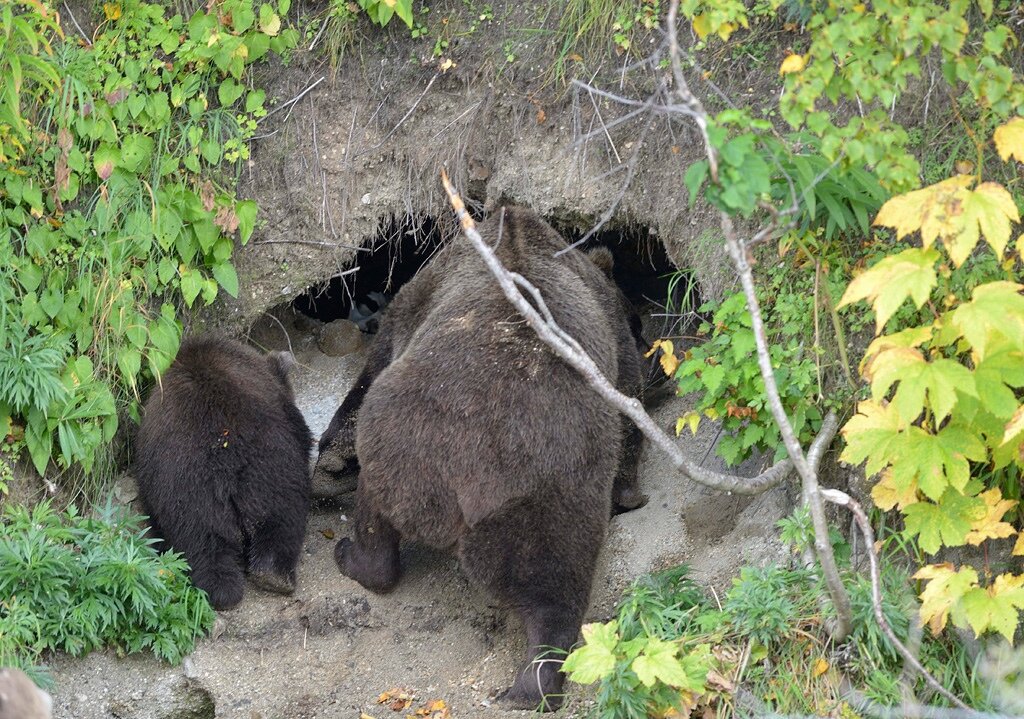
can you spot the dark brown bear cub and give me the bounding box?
[318,207,646,710]
[134,335,312,610]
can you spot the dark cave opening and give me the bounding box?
[291,214,444,329]
[290,212,700,345]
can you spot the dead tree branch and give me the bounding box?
[440,169,838,497]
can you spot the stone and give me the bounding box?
[315,319,364,357]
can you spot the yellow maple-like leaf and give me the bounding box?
[914,563,978,635]
[692,14,711,39]
[645,339,665,358]
[779,53,806,75]
[812,657,829,677]
[1016,234,1024,262]
[871,469,918,511]
[994,117,1024,163]
[1014,532,1024,556]
[874,175,973,245]
[103,2,121,20]
[861,325,934,371]
[717,21,738,41]
[964,488,1018,545]
[676,411,700,437]
[947,182,1020,266]
[646,339,679,377]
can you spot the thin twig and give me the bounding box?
[821,488,976,713]
[254,239,369,252]
[62,2,91,45]
[356,73,439,158]
[257,76,326,125]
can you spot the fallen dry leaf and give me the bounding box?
[320,528,335,540]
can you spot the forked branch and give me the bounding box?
[440,169,838,497]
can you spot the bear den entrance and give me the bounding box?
[287,213,701,365]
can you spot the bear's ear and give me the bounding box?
[267,350,296,380]
[586,246,615,277]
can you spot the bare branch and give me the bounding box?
[257,76,326,125]
[441,169,840,497]
[821,488,976,714]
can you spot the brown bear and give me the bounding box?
[317,207,646,710]
[134,335,313,610]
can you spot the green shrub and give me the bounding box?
[0,0,297,489]
[0,500,215,684]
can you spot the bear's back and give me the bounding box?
[355,208,624,544]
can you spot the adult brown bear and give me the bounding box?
[134,336,313,610]
[319,207,646,710]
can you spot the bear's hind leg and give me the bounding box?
[458,496,605,712]
[187,533,245,610]
[502,604,581,711]
[335,488,401,593]
[247,514,307,596]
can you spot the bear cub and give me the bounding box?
[319,207,646,710]
[134,335,312,610]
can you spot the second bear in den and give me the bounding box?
[134,335,312,610]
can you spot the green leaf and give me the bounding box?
[127,93,146,119]
[701,364,726,395]
[631,637,703,690]
[903,491,985,554]
[236,200,257,243]
[25,409,52,477]
[562,621,618,685]
[952,575,1024,643]
[951,282,1024,360]
[684,161,708,207]
[211,262,239,297]
[180,269,203,307]
[259,4,281,35]
[218,79,245,108]
[119,134,155,173]
[394,0,413,27]
[39,287,64,319]
[117,348,142,385]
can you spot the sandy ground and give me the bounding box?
[48,317,797,719]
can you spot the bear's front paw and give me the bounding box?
[248,569,296,596]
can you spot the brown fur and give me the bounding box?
[318,207,646,709]
[134,335,313,610]
[0,668,51,719]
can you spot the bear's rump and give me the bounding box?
[355,348,619,548]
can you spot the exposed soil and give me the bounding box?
[49,311,798,718]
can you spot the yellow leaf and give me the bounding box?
[871,469,918,511]
[964,488,1018,545]
[439,57,456,72]
[645,339,665,358]
[660,351,679,377]
[677,411,701,437]
[1002,404,1024,447]
[779,53,806,75]
[717,22,738,41]
[948,183,1020,265]
[692,14,711,40]
[861,325,934,370]
[874,175,973,245]
[812,657,829,677]
[1014,533,1024,556]
[993,117,1024,163]
[103,2,121,20]
[914,564,978,636]
[704,407,719,421]
[1017,234,1024,262]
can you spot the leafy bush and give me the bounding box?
[840,120,1024,644]
[0,0,297,485]
[0,500,215,683]
[565,519,1003,716]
